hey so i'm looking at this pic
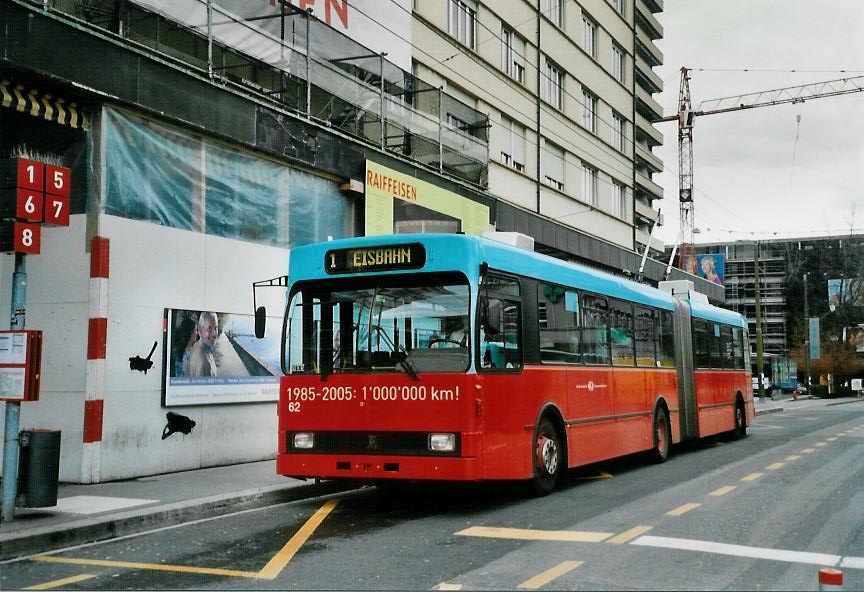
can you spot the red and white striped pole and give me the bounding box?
[82,236,109,483]
[819,568,843,591]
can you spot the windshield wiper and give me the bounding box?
[370,324,420,381]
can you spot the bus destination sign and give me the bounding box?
[325,243,426,274]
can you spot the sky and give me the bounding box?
[653,0,864,247]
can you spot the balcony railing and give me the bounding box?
[28,0,489,186]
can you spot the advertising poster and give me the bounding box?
[828,278,864,309]
[696,254,725,286]
[163,309,281,406]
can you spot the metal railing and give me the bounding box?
[31,0,490,186]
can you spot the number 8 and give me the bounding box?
[22,229,33,247]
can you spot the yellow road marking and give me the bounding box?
[31,499,340,581]
[666,503,701,516]
[711,442,726,447]
[815,442,827,447]
[741,473,763,481]
[710,486,737,497]
[456,526,612,543]
[766,463,785,471]
[24,574,98,590]
[517,561,583,590]
[31,557,258,578]
[801,448,816,454]
[437,584,463,590]
[785,455,801,461]
[257,499,339,580]
[607,526,652,544]
[827,437,838,441]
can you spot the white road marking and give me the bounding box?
[748,423,784,430]
[632,535,864,569]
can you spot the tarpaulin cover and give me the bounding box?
[103,107,354,247]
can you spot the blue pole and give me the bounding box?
[1,254,26,521]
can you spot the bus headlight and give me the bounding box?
[429,433,456,452]
[293,432,315,449]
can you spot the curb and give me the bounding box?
[0,481,351,561]
[755,407,784,416]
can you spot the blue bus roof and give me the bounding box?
[289,234,745,326]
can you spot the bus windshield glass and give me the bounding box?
[284,273,471,376]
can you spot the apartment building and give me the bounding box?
[413,0,666,260]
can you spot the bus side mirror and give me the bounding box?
[254,306,266,338]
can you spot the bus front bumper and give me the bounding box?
[276,453,480,481]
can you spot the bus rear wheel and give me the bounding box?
[531,417,562,496]
[652,406,671,463]
[733,400,747,439]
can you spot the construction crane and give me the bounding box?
[657,68,864,274]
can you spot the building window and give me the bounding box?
[612,181,626,218]
[500,116,526,172]
[613,44,625,83]
[501,26,526,84]
[581,89,597,133]
[543,57,564,111]
[448,0,477,49]
[582,163,598,205]
[447,113,469,133]
[543,0,564,28]
[612,112,626,152]
[582,15,597,58]
[542,140,565,191]
[610,0,625,15]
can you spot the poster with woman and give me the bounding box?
[163,308,281,406]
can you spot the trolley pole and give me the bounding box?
[2,253,26,522]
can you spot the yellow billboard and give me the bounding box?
[364,161,490,236]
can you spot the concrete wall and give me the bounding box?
[13,214,289,482]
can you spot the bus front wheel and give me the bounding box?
[531,417,562,496]
[652,406,671,463]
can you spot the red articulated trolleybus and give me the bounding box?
[262,233,753,495]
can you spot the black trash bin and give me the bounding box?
[16,429,61,508]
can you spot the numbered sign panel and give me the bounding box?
[44,195,70,226]
[45,165,71,198]
[17,159,45,191]
[16,189,44,222]
[0,221,41,254]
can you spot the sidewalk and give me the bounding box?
[0,460,349,561]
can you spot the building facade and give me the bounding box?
[1,0,713,484]
[689,235,864,359]
[413,0,666,260]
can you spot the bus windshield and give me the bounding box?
[284,273,471,376]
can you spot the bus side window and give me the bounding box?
[634,306,657,367]
[479,274,522,371]
[609,299,635,366]
[580,294,610,365]
[658,310,675,367]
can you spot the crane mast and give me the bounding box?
[658,71,864,273]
